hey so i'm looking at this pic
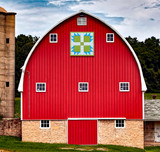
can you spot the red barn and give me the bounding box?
[18,11,147,148]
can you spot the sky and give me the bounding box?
[1,0,160,41]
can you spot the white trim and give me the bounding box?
[40,120,51,129]
[36,82,46,92]
[49,33,58,43]
[119,82,130,92]
[21,92,23,120]
[18,10,147,92]
[115,120,125,128]
[68,117,126,120]
[142,91,145,120]
[106,33,114,43]
[78,82,89,92]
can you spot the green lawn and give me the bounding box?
[0,136,145,152]
[144,93,160,100]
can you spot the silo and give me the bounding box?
[0,7,16,118]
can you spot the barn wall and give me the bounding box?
[22,14,142,120]
[22,120,67,143]
[98,120,144,149]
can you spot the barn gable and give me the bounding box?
[18,10,146,92]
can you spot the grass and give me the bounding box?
[144,93,160,100]
[0,136,145,152]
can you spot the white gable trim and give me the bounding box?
[18,10,147,92]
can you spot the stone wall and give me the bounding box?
[22,120,144,148]
[98,120,144,149]
[0,118,21,137]
[22,120,67,143]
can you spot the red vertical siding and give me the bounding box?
[22,14,142,120]
[68,120,97,145]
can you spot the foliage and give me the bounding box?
[15,35,39,97]
[126,36,160,92]
[0,136,144,152]
[15,97,21,117]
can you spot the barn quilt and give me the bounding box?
[70,32,94,56]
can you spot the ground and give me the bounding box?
[0,136,144,152]
[1,136,160,152]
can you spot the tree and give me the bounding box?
[15,34,39,96]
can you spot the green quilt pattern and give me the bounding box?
[70,32,94,56]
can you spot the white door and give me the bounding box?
[155,122,160,142]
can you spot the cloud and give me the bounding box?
[0,0,160,40]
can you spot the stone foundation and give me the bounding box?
[22,120,144,148]
[22,120,67,143]
[0,118,21,137]
[98,120,144,149]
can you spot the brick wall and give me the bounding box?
[22,121,67,143]
[0,118,21,137]
[98,120,144,149]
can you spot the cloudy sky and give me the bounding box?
[1,0,160,41]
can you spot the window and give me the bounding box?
[115,120,125,128]
[50,33,58,43]
[6,38,9,43]
[77,17,87,25]
[40,120,50,129]
[78,82,89,92]
[6,82,9,87]
[106,33,114,42]
[36,83,46,92]
[119,82,129,92]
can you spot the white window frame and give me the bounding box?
[77,17,87,26]
[115,120,125,128]
[119,82,130,92]
[40,120,50,129]
[78,82,89,92]
[49,33,58,43]
[36,82,46,92]
[106,33,114,43]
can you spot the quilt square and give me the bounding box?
[70,32,94,56]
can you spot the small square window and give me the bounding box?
[77,17,87,25]
[78,82,89,92]
[6,82,9,87]
[36,83,46,92]
[40,120,50,129]
[106,33,114,42]
[6,38,9,44]
[115,120,125,128]
[119,82,129,92]
[50,33,58,43]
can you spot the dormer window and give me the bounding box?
[50,33,58,43]
[77,17,87,25]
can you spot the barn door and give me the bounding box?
[155,122,160,142]
[68,120,97,145]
